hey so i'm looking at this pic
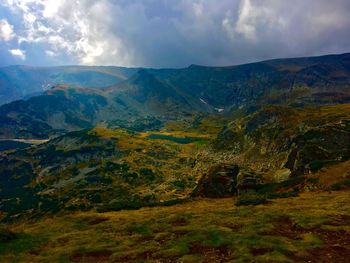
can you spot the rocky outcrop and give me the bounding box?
[192,164,239,198]
[192,164,264,198]
[236,169,261,195]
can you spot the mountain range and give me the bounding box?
[0,53,350,139]
[0,65,139,105]
[1,53,350,262]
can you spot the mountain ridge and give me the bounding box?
[1,52,349,105]
[1,53,350,139]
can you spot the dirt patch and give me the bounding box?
[261,216,307,240]
[154,233,173,244]
[172,229,190,238]
[115,251,178,263]
[306,228,350,263]
[224,223,243,231]
[29,249,41,256]
[250,247,274,256]
[169,217,188,226]
[190,242,232,262]
[69,250,113,262]
[262,216,350,262]
[311,160,350,187]
[88,217,109,225]
[55,236,70,245]
[115,251,153,262]
[324,214,350,226]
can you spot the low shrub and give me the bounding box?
[330,179,350,191]
[0,228,16,243]
[266,190,299,199]
[235,191,267,206]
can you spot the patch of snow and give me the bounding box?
[200,98,207,104]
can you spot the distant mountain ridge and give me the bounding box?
[0,65,139,105]
[0,53,350,138]
[1,52,349,106]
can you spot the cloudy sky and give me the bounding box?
[0,0,350,68]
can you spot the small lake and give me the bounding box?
[0,139,48,151]
[0,140,32,151]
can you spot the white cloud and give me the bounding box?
[1,0,134,65]
[9,48,26,60]
[45,49,56,56]
[234,0,288,42]
[1,0,350,66]
[235,0,257,41]
[0,19,15,41]
[42,0,63,18]
[222,11,235,41]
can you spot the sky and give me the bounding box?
[0,0,350,68]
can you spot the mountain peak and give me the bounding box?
[188,64,204,69]
[134,69,155,78]
[129,69,160,86]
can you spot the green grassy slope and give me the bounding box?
[1,190,349,262]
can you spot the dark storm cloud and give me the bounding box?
[0,0,350,67]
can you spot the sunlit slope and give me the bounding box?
[0,119,221,218]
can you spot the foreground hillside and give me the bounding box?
[1,190,349,262]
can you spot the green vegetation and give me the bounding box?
[0,228,16,243]
[0,122,220,218]
[330,179,350,191]
[1,191,349,262]
[147,133,207,144]
[235,191,267,206]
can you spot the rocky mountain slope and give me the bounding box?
[193,104,350,198]
[0,120,219,218]
[1,53,350,139]
[0,72,210,139]
[1,104,350,219]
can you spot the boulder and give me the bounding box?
[273,168,291,183]
[192,164,239,198]
[236,169,260,195]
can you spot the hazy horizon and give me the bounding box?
[1,50,349,69]
[1,0,350,68]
